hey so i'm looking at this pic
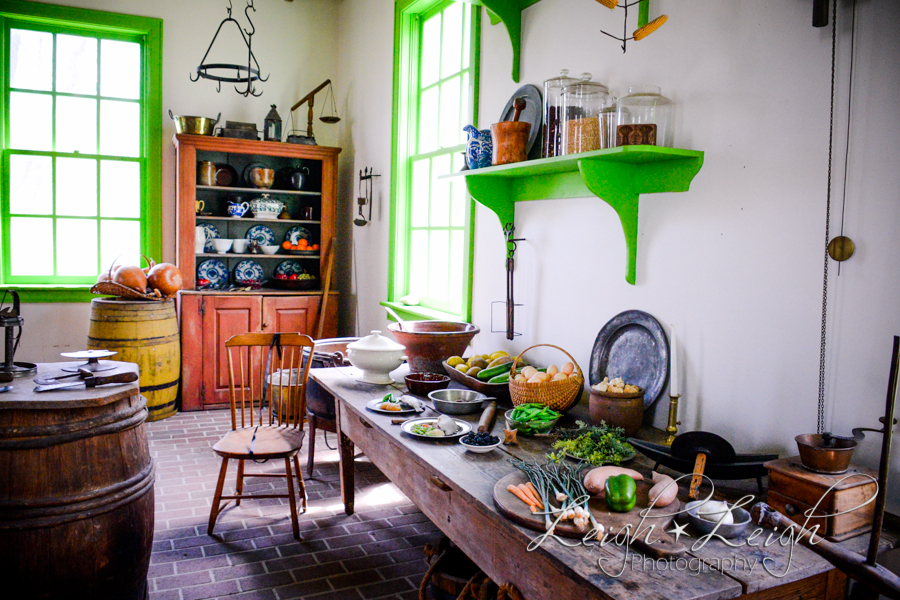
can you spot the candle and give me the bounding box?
[670,324,679,396]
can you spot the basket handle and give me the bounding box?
[508,343,584,380]
[106,253,156,280]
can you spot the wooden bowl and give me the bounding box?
[442,360,511,404]
[404,372,450,397]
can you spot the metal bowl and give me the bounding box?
[685,501,752,539]
[795,433,858,474]
[170,110,220,135]
[428,389,487,415]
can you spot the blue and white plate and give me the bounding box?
[197,259,228,289]
[245,224,276,246]
[275,261,305,277]
[199,223,221,253]
[284,226,311,245]
[234,260,265,284]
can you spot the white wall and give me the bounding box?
[17,0,340,361]
[335,0,900,512]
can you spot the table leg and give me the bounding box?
[336,400,355,515]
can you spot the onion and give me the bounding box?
[97,271,113,284]
[147,263,183,296]
[114,265,148,293]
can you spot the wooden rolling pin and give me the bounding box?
[477,401,497,433]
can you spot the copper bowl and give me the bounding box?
[405,372,451,397]
[250,168,275,189]
[795,434,858,474]
[387,321,479,373]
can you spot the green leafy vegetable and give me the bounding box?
[550,420,634,466]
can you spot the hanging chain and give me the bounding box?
[818,0,839,435]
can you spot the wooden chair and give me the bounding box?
[207,332,314,540]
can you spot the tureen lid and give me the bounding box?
[346,330,405,352]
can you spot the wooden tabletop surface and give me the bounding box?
[311,365,897,600]
[0,361,139,409]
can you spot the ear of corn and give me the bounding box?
[595,0,619,9]
[633,14,667,41]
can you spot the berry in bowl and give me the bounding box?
[459,431,501,453]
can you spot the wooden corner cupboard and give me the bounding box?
[173,134,341,411]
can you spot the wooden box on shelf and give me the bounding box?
[173,134,341,411]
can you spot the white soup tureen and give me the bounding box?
[346,331,407,384]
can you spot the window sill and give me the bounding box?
[380,301,462,323]
[0,286,96,303]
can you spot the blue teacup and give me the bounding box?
[227,201,249,218]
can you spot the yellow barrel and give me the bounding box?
[87,298,180,421]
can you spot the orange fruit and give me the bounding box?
[298,239,308,249]
[311,244,319,251]
[281,241,291,250]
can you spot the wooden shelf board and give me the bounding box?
[196,185,321,196]
[195,216,321,225]
[196,253,320,260]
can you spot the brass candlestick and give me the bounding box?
[665,394,681,445]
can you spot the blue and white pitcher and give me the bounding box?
[463,125,493,170]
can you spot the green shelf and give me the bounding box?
[442,145,704,284]
[473,0,543,82]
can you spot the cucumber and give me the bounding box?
[477,361,517,381]
[488,372,510,384]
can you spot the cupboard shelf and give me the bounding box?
[195,253,320,259]
[196,185,321,196]
[196,216,321,225]
[442,145,704,284]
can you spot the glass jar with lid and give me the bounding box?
[541,69,579,158]
[615,85,675,147]
[560,73,610,155]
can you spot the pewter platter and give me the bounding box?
[589,310,669,408]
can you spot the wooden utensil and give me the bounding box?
[315,240,336,339]
[491,97,530,166]
[670,431,736,500]
[477,400,497,433]
[511,97,526,122]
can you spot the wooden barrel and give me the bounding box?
[0,362,153,600]
[87,298,180,421]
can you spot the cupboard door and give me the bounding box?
[201,295,262,407]
[262,296,315,335]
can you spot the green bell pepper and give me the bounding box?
[604,474,637,512]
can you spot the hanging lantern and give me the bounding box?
[264,104,282,141]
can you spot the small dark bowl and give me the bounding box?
[404,372,451,397]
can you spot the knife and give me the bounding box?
[34,371,138,393]
[33,368,95,386]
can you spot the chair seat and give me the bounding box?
[213,425,305,459]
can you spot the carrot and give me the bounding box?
[518,484,544,509]
[507,485,537,507]
[524,482,543,505]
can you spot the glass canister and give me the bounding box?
[615,85,675,147]
[560,73,609,155]
[541,69,579,158]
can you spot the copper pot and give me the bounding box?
[170,110,220,135]
[795,433,858,474]
[590,391,644,436]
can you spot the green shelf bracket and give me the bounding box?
[443,146,704,284]
[469,0,543,82]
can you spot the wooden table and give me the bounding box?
[312,366,894,600]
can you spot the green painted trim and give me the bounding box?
[444,146,705,284]
[0,0,163,297]
[463,0,543,83]
[381,300,463,323]
[0,285,94,303]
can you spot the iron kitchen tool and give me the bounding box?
[286,79,340,145]
[671,431,736,500]
[33,367,110,387]
[629,433,777,496]
[59,349,118,373]
[0,291,37,378]
[34,371,138,393]
[353,168,379,227]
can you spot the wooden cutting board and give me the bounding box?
[493,471,686,558]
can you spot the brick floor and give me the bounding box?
[146,410,440,600]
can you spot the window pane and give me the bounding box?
[459,72,470,145]
[420,13,441,88]
[440,2,462,79]
[100,40,141,99]
[56,218,98,276]
[10,29,52,91]
[10,155,53,215]
[100,220,141,272]
[450,154,467,228]
[449,230,463,309]
[9,92,52,151]
[100,161,141,218]
[56,96,97,154]
[428,230,449,301]
[56,157,97,216]
[10,217,54,276]
[56,34,97,95]
[410,159,430,228]
[100,100,140,157]
[462,7,471,71]
[430,155,451,227]
[439,77,461,148]
[418,87,438,154]
[409,230,428,298]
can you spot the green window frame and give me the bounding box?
[0,0,162,303]
[386,0,480,322]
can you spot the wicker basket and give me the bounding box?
[508,344,584,413]
[90,255,175,301]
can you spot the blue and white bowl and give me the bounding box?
[234,260,265,284]
[245,224,276,246]
[285,226,311,245]
[275,261,305,278]
[199,223,220,253]
[197,259,228,289]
